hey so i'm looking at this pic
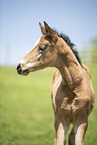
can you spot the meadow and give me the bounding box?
[0,66,97,145]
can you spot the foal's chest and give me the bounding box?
[51,77,88,115]
[51,78,75,113]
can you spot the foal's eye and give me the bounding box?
[38,45,47,51]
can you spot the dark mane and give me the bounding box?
[55,31,82,67]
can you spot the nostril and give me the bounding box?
[16,63,22,74]
[17,64,21,70]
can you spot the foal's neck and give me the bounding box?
[57,43,82,90]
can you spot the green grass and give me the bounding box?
[0,66,97,145]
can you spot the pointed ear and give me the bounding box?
[39,22,46,35]
[44,21,57,36]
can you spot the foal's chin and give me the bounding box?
[18,67,40,75]
[17,69,30,76]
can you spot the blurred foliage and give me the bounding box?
[91,37,97,49]
[90,37,97,65]
[80,37,97,65]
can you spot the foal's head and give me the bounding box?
[16,22,61,75]
[16,21,82,75]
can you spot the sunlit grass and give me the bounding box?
[0,66,97,145]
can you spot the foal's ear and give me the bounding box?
[44,21,57,36]
[39,22,46,35]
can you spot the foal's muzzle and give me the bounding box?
[16,63,29,75]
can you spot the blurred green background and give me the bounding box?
[0,66,97,145]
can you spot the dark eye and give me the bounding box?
[38,45,47,51]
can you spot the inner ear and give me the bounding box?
[44,21,51,34]
[44,21,57,36]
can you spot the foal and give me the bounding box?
[16,22,95,145]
